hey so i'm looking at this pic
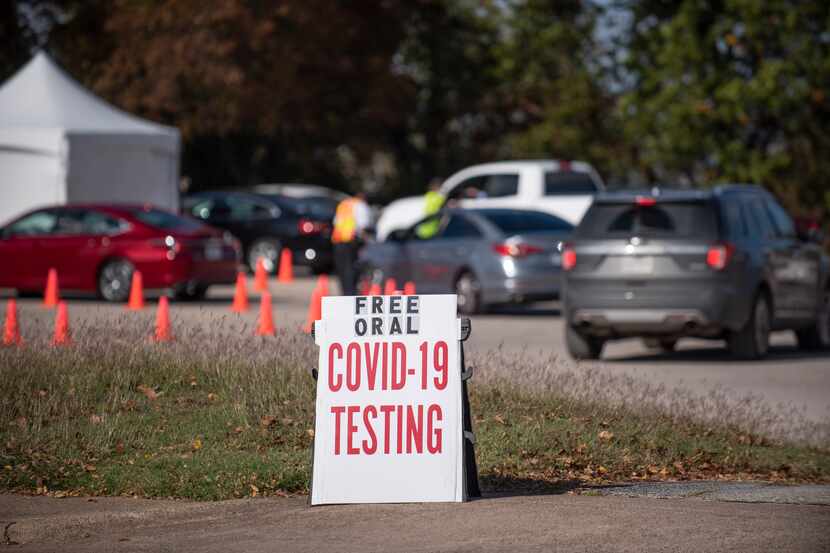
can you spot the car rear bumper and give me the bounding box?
[482,273,562,304]
[563,277,741,337]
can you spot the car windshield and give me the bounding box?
[576,201,718,239]
[544,171,598,195]
[128,207,205,232]
[267,195,336,219]
[476,210,573,234]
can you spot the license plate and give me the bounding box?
[620,256,653,274]
[205,242,223,261]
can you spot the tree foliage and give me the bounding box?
[619,0,830,213]
[1,0,828,216]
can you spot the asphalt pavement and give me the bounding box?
[10,275,830,424]
[2,489,829,552]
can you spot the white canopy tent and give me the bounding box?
[0,52,180,225]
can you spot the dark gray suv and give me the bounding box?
[562,186,829,360]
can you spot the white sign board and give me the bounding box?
[311,294,463,505]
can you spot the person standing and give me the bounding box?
[415,178,446,239]
[331,191,371,295]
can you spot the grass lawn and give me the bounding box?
[2,321,828,499]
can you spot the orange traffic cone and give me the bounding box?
[3,299,22,346]
[277,249,294,283]
[43,268,59,308]
[303,287,322,334]
[256,292,276,336]
[51,301,70,346]
[231,272,249,312]
[317,274,330,296]
[368,282,381,296]
[384,278,397,296]
[403,281,416,295]
[153,296,173,342]
[254,258,268,292]
[126,271,144,310]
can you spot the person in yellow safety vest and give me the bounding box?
[331,191,371,295]
[415,178,446,239]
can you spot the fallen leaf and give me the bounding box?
[233,426,244,434]
[598,430,614,441]
[597,465,608,475]
[260,415,276,428]
[250,484,259,497]
[137,385,160,401]
[84,464,96,472]
[207,393,219,402]
[192,438,202,451]
[306,429,315,437]
[493,415,507,425]
[90,415,103,425]
[38,389,48,398]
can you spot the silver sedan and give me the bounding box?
[358,208,573,313]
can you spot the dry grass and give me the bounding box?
[1,315,828,499]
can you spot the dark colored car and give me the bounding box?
[181,191,333,274]
[0,204,240,301]
[359,208,573,314]
[561,186,830,360]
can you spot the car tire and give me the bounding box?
[455,271,483,315]
[566,324,604,360]
[97,259,135,303]
[795,287,830,351]
[728,292,771,360]
[247,239,281,274]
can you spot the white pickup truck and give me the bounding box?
[375,160,605,240]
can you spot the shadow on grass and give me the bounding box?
[477,476,581,499]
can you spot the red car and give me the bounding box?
[0,204,240,301]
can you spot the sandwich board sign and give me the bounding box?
[311,294,464,504]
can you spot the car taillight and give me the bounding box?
[635,196,656,207]
[561,246,577,271]
[298,218,326,235]
[492,243,544,258]
[706,243,734,270]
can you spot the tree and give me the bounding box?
[619,0,830,214]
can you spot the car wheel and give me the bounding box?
[728,292,771,360]
[248,239,281,274]
[176,284,209,302]
[566,324,605,360]
[795,287,830,350]
[98,259,134,302]
[455,271,482,315]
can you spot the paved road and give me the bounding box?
[2,491,829,552]
[9,276,830,423]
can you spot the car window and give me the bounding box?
[5,211,57,237]
[742,196,776,239]
[478,210,573,234]
[576,202,718,239]
[720,198,747,239]
[481,174,519,198]
[764,197,796,238]
[128,207,205,232]
[227,196,278,221]
[447,176,486,200]
[544,171,598,195]
[439,215,482,239]
[53,210,87,235]
[81,211,127,235]
[448,174,519,200]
